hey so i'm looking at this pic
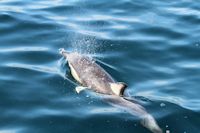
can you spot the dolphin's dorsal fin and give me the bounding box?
[110,82,127,96]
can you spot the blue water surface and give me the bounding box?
[0,0,200,133]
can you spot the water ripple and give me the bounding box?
[0,0,200,133]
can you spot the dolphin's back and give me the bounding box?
[67,52,115,95]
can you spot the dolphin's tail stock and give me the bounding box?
[141,113,163,133]
[103,95,163,133]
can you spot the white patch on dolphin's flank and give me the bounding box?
[69,63,82,83]
[110,82,126,96]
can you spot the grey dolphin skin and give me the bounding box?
[59,48,163,133]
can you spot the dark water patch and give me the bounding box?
[0,13,18,24]
[179,14,200,25]
[170,45,200,60]
[3,51,57,64]
[138,26,187,39]
[39,5,82,15]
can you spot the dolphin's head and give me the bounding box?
[59,48,70,58]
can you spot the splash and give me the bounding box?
[68,33,101,55]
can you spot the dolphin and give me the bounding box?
[59,48,163,133]
[59,48,127,96]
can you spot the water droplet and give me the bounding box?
[160,103,166,107]
[106,120,110,123]
[166,130,170,133]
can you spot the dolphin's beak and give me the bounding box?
[59,48,65,55]
[59,48,69,57]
